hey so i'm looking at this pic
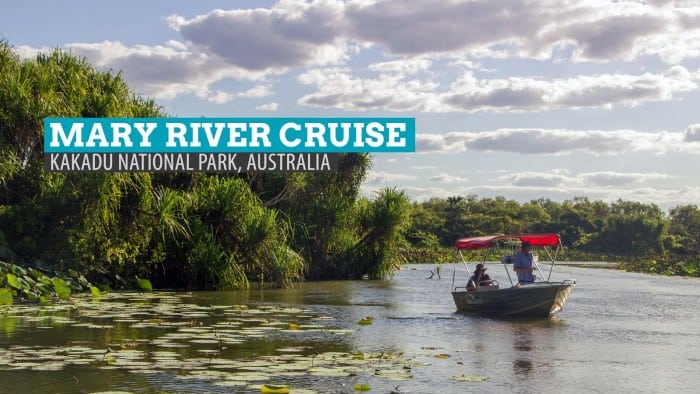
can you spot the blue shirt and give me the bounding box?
[514,251,535,283]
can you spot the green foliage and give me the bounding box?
[355,187,411,278]
[0,288,12,306]
[51,277,71,300]
[6,273,20,289]
[136,278,153,292]
[404,195,699,277]
[89,286,102,297]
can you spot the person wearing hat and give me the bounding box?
[514,242,535,284]
[467,263,493,290]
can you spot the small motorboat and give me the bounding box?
[451,234,575,317]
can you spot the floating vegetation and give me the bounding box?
[0,291,438,393]
[450,375,490,382]
[260,384,290,394]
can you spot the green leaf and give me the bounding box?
[52,277,71,300]
[6,273,20,289]
[90,286,102,297]
[136,278,153,292]
[0,288,12,306]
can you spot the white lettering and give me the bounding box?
[85,124,108,147]
[304,123,327,148]
[280,122,301,147]
[365,122,384,148]
[249,123,271,147]
[134,122,157,148]
[111,122,133,147]
[386,122,406,147]
[166,123,188,147]
[50,123,84,148]
[226,123,247,148]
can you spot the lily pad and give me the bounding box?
[261,384,290,394]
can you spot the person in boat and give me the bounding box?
[467,263,494,290]
[513,242,535,284]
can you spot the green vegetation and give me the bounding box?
[0,41,696,305]
[402,196,699,276]
[0,41,411,302]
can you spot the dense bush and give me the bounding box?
[0,42,412,293]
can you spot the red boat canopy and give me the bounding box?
[455,234,560,250]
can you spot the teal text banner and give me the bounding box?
[44,118,416,153]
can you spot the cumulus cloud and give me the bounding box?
[428,173,468,184]
[344,0,700,63]
[364,170,418,186]
[503,172,569,187]
[58,40,271,100]
[256,102,280,111]
[345,0,552,55]
[166,1,348,71]
[416,128,693,155]
[297,67,697,112]
[20,0,700,104]
[581,171,673,186]
[297,67,440,111]
[368,58,432,74]
[683,124,700,142]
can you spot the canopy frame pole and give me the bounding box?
[545,241,562,281]
[501,242,515,286]
[533,246,547,282]
[453,250,473,291]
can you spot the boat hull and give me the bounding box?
[452,281,575,318]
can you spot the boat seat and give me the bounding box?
[476,284,499,291]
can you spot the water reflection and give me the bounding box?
[513,328,534,377]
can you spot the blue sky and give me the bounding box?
[2,0,700,209]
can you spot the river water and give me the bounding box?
[0,264,698,394]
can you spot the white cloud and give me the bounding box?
[166,1,348,71]
[238,85,273,98]
[256,102,280,111]
[297,67,440,111]
[204,90,236,104]
[416,127,695,155]
[59,40,271,100]
[502,172,569,187]
[344,0,700,63]
[581,171,673,186]
[428,173,467,184]
[683,123,700,142]
[297,66,698,112]
[368,58,432,74]
[19,1,700,104]
[364,170,418,186]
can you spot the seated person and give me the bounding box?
[467,263,494,290]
